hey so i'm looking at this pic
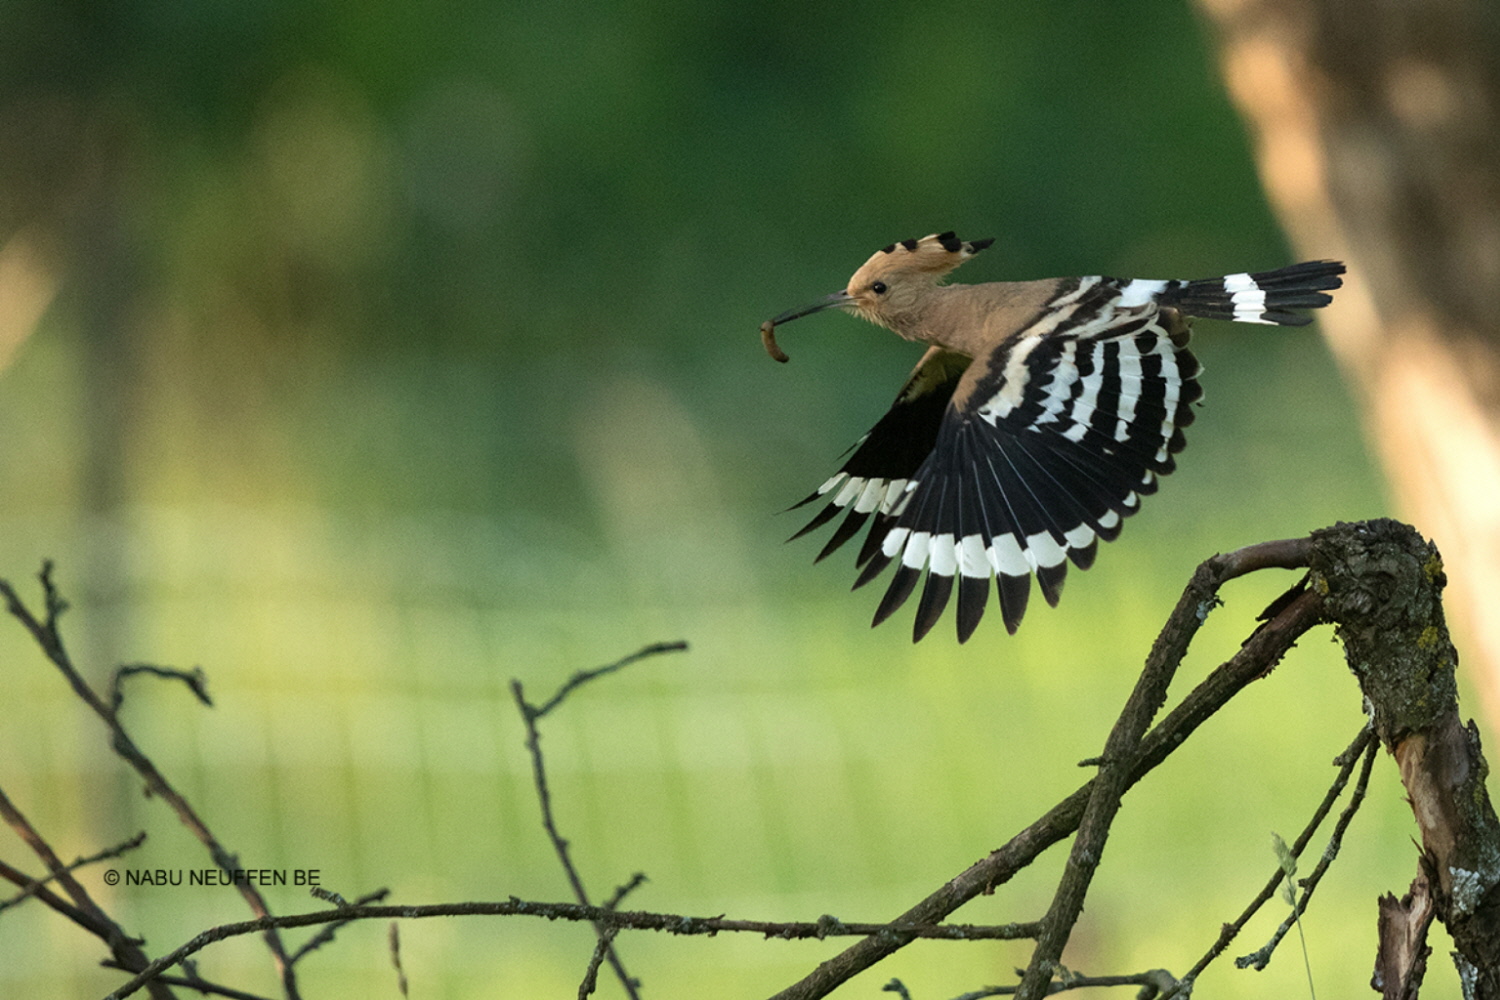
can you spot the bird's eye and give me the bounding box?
[871,281,888,295]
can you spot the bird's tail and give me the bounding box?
[1161,260,1345,326]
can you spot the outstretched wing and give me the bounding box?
[793,276,1201,643]
[870,277,1201,641]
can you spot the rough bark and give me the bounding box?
[1309,520,1500,998]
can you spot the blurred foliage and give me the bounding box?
[0,0,1429,998]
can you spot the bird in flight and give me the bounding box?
[761,232,1343,643]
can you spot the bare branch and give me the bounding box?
[97,963,276,1000]
[1015,544,1282,996]
[0,855,114,935]
[0,829,146,914]
[0,785,172,1000]
[1235,732,1379,972]
[510,640,687,999]
[941,967,1182,998]
[1216,536,1315,578]
[578,925,620,1000]
[0,564,300,998]
[101,900,1039,999]
[288,887,390,963]
[389,922,410,999]
[770,541,1328,1000]
[1163,725,1377,996]
[604,873,649,911]
[111,663,213,710]
[528,640,689,720]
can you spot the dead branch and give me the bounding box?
[100,899,1041,999]
[776,521,1500,998]
[1309,519,1500,998]
[0,562,301,998]
[0,786,173,1000]
[0,828,146,914]
[771,541,1327,1000]
[510,641,689,999]
[1234,729,1380,972]
[1161,724,1379,997]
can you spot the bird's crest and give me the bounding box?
[852,231,994,285]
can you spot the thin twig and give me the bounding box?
[102,902,1041,998]
[308,885,350,908]
[0,829,147,914]
[951,967,1181,997]
[97,964,275,1000]
[578,925,621,1000]
[529,641,689,719]
[0,564,300,999]
[1235,731,1380,971]
[389,922,410,999]
[511,641,687,1000]
[111,664,213,710]
[605,873,649,911]
[288,887,390,963]
[1162,725,1378,997]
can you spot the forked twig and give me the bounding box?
[0,562,300,999]
[1236,730,1380,972]
[511,641,688,1000]
[0,828,147,914]
[288,887,390,963]
[0,785,170,1000]
[772,536,1326,1000]
[1162,725,1378,996]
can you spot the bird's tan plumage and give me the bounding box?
[765,232,1344,642]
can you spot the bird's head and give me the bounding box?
[761,232,993,361]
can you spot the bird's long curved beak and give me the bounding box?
[760,290,853,363]
[769,290,854,326]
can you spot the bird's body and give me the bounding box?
[763,232,1344,643]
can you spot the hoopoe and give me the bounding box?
[762,232,1343,643]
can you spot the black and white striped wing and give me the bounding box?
[794,277,1202,643]
[872,278,1201,641]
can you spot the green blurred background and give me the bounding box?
[0,0,1472,997]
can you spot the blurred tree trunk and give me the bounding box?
[1195,0,1500,738]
